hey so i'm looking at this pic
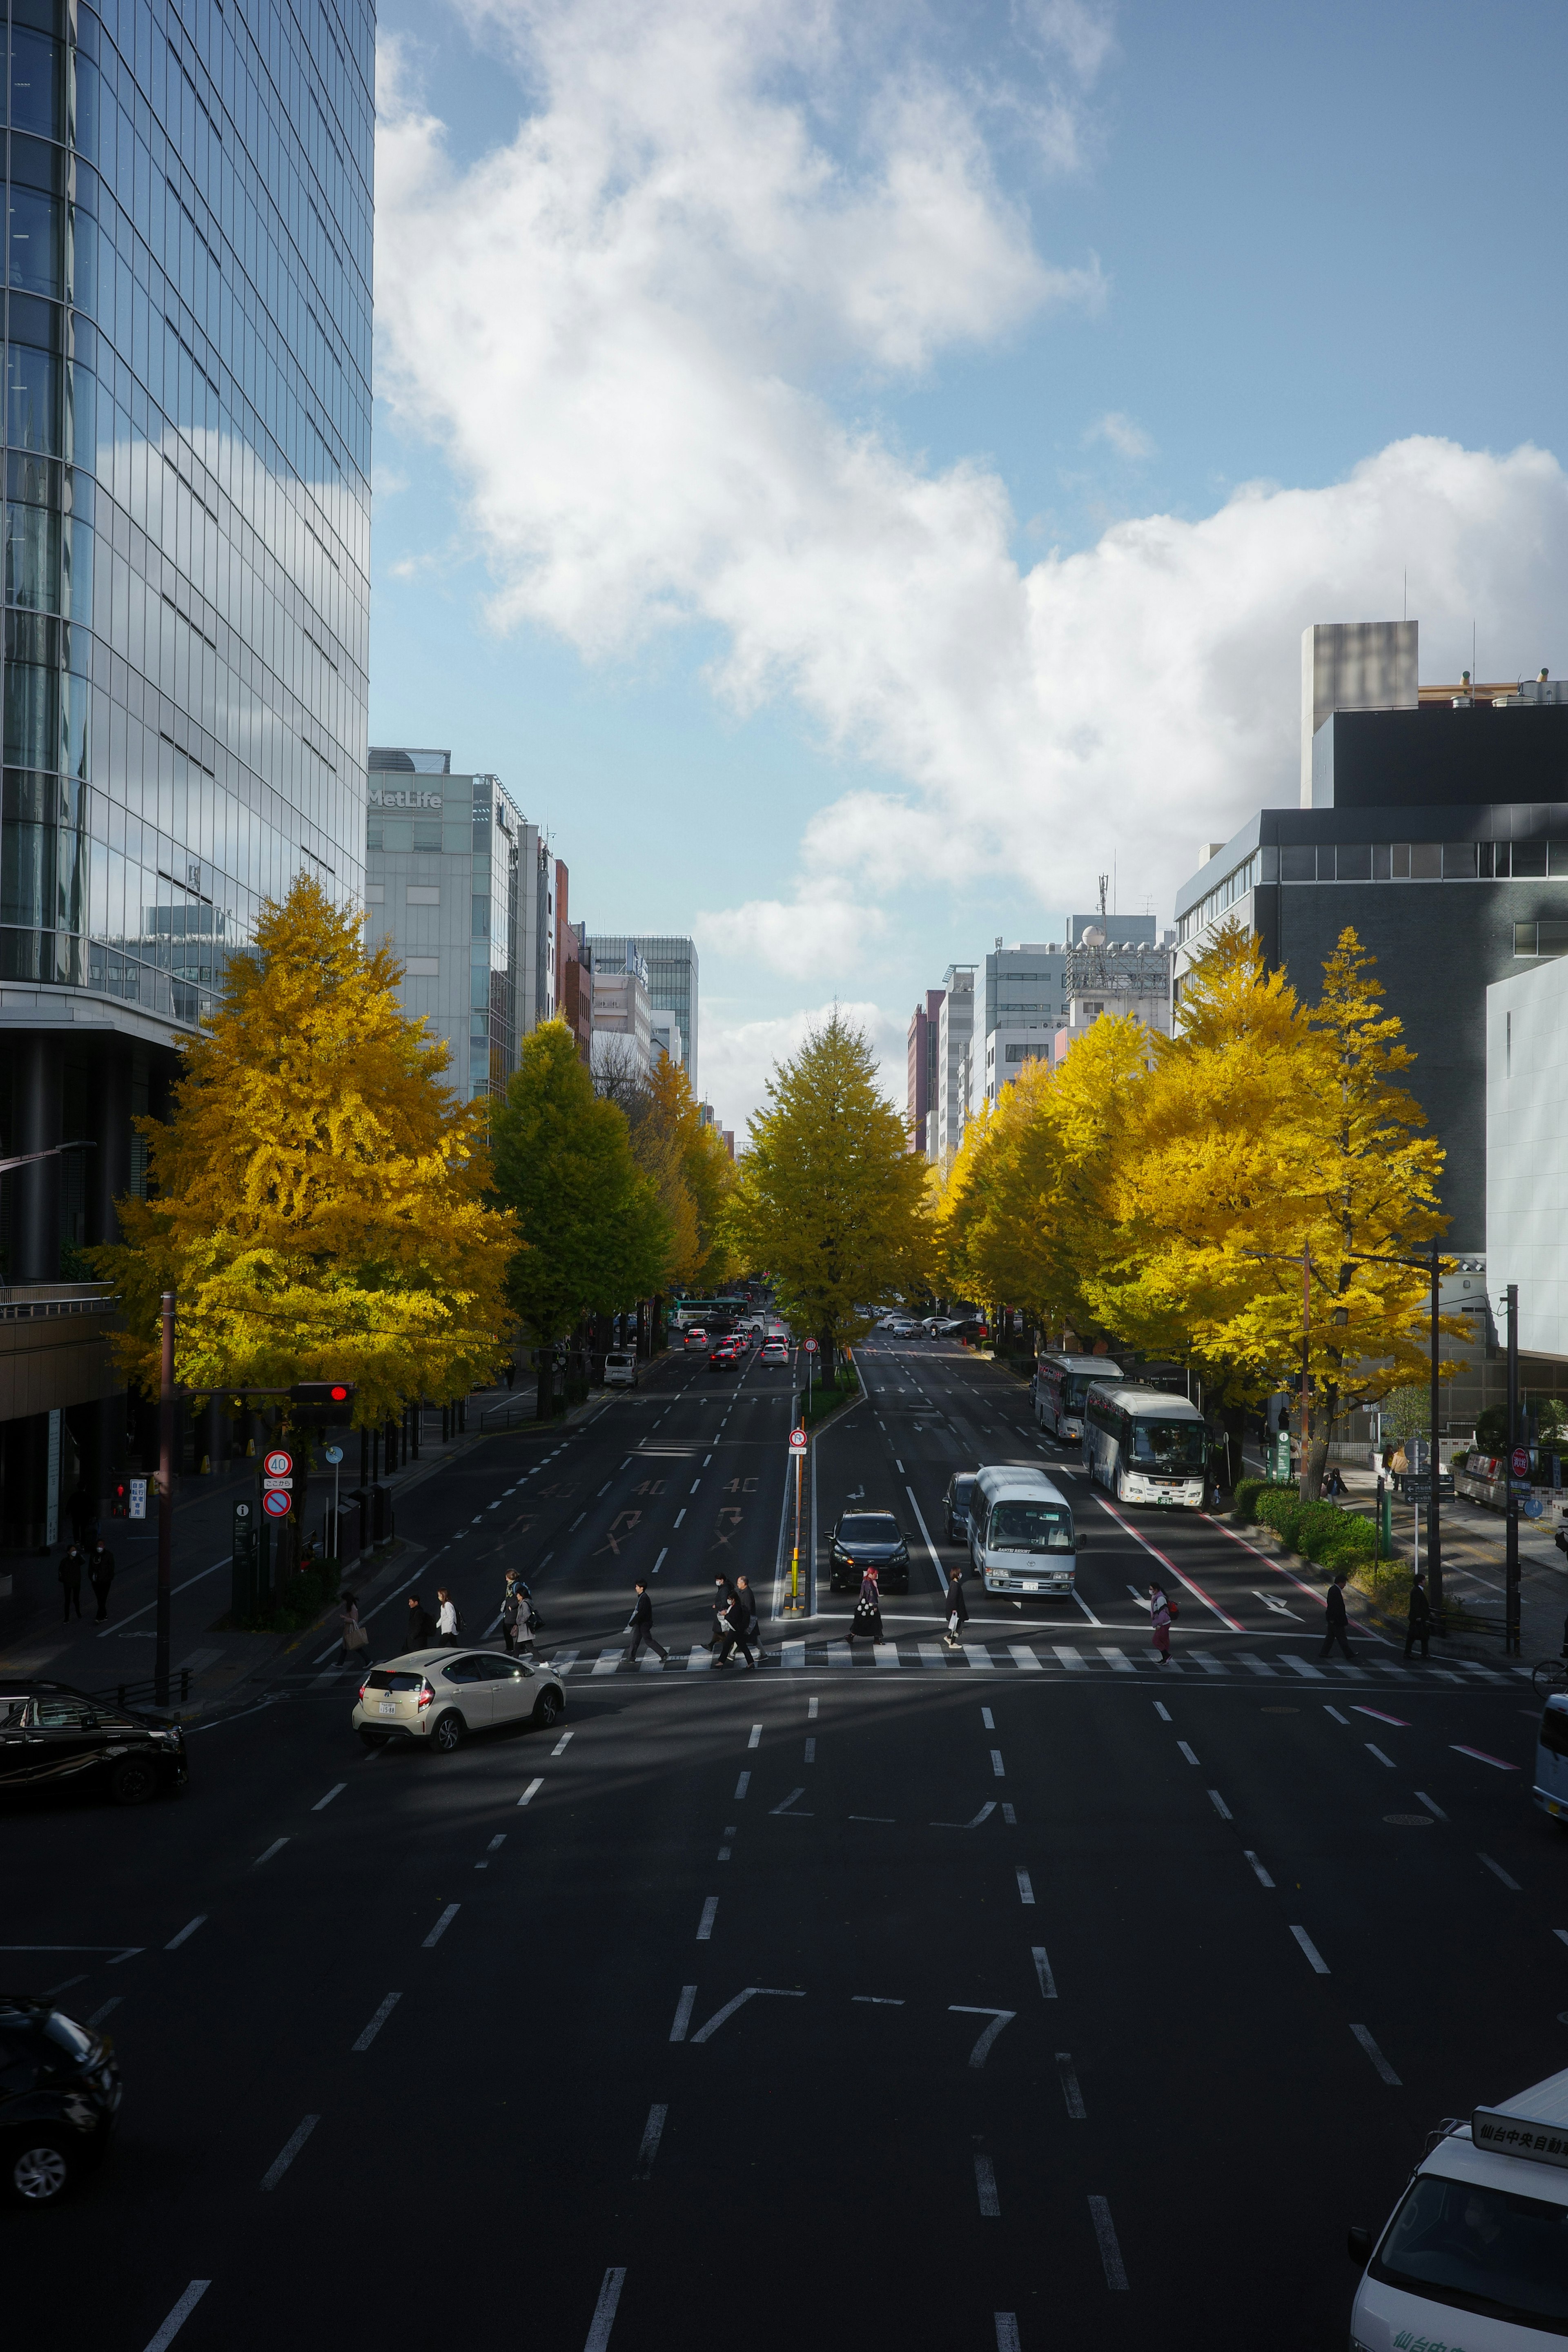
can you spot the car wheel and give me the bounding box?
[4,2132,74,2205]
[357,1730,387,1750]
[429,1710,466,1754]
[531,1685,564,1730]
[108,1753,159,1806]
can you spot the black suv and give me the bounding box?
[944,1474,978,1542]
[0,1997,121,2203]
[828,1512,910,1594]
[0,1683,188,1804]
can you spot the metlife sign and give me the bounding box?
[368,788,443,810]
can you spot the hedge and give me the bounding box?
[1230,1475,1412,1603]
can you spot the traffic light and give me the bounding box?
[110,1479,129,1518]
[289,1380,356,1427]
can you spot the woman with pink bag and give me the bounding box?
[1149,1581,1175,1665]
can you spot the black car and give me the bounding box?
[0,1996,121,2203]
[945,1473,978,1542]
[828,1511,910,1594]
[0,1682,188,1805]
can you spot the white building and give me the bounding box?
[591,951,653,1080]
[935,965,976,1157]
[1487,957,1568,1359]
[982,921,1160,1106]
[1053,929,1175,1067]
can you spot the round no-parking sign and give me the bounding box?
[261,1488,292,1518]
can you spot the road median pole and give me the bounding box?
[784,1423,808,1615]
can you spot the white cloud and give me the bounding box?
[700,998,907,1134]
[696,889,887,981]
[1084,408,1154,460]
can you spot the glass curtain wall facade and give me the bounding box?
[586,933,697,1092]
[0,0,372,1550]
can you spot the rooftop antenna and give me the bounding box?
[1098,872,1108,927]
[1403,569,1407,622]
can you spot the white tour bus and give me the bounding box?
[1349,2062,1568,2346]
[1034,1352,1123,1443]
[1082,1383,1207,1508]
[967,1464,1080,1599]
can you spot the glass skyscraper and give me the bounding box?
[0,0,372,1554]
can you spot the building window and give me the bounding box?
[1515,920,1568,959]
[1443,842,1478,878]
[1512,840,1549,879]
[1409,843,1441,880]
[1281,846,1316,882]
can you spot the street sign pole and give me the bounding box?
[155,1291,175,1708]
[785,1426,808,1615]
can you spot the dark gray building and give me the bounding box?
[1174,684,1568,1253]
[0,0,373,1562]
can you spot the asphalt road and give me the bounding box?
[8,1335,1567,2350]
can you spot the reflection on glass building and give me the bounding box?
[585,934,698,1094]
[0,0,372,1555]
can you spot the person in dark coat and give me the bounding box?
[734,1573,762,1663]
[943,1565,969,1651]
[58,1542,86,1621]
[1319,1572,1355,1661]
[715,1590,756,1670]
[87,1537,116,1623]
[846,1565,882,1652]
[709,1575,735,1655]
[626,1577,668,1666]
[1405,1572,1432,1660]
[405,1594,436,1650]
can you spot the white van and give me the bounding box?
[603,1351,637,1389]
[1349,2067,1568,2345]
[1534,1691,1568,1821]
[967,1465,1079,1599]
[1082,1383,1207,1507]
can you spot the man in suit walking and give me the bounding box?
[1319,1571,1356,1662]
[627,1577,668,1665]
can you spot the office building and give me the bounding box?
[587,935,697,1093]
[0,0,374,1565]
[905,987,943,1153]
[368,750,554,1103]
[933,965,975,1159]
[981,920,1158,1105]
[1175,622,1568,1251]
[1488,959,1568,1362]
[555,861,591,1066]
[590,949,652,1081]
[649,1011,683,1072]
[1052,930,1174,1067]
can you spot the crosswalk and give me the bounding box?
[546,1642,1527,1685]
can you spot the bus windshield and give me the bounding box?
[1130,1419,1207,1472]
[989,1501,1073,1552]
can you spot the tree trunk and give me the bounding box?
[817,1321,835,1387]
[535,1346,554,1421]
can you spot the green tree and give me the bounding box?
[724,1013,926,1379]
[490,1020,671,1414]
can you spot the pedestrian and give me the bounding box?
[1319,1571,1356,1662]
[338,1592,370,1668]
[405,1593,436,1650]
[735,1573,762,1663]
[709,1575,735,1655]
[1149,1581,1173,1665]
[716,1588,756,1670]
[87,1535,116,1623]
[58,1541,85,1621]
[1404,1571,1432,1661]
[847,1564,882,1652]
[500,1569,528,1655]
[626,1577,669,1666]
[435,1586,461,1646]
[943,1565,968,1651]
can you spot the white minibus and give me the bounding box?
[1034,1352,1123,1443]
[1535,1690,1568,1822]
[1082,1383,1207,1507]
[967,1465,1080,1599]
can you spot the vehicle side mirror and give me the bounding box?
[1346,2225,1372,2267]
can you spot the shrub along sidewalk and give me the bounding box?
[1229,1475,1412,1609]
[799,1363,861,1428]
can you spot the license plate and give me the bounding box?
[1157,1494,1177,1504]
[378,1702,397,1715]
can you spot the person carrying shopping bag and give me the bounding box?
[847,1564,883,1653]
[1149,1581,1175,1666]
[338,1593,370,1668]
[943,1565,969,1651]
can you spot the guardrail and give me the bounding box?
[0,1291,118,1321]
[88,1670,192,1711]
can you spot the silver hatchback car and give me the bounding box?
[352,1647,566,1755]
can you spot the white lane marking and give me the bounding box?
[552,1731,574,1757]
[352,1992,401,2051]
[86,1996,123,2027]
[748,1724,762,1749]
[1031,1946,1057,1999]
[1479,1852,1522,1890]
[974,2150,1001,2217]
[995,2318,1021,2352]
[633,2105,668,2180]
[782,1640,805,1668]
[1415,1790,1448,1819]
[1452,1745,1517,1771]
[1002,1802,1016,1824]
[1009,1645,1043,1671]
[592,1649,624,1676]
[1555,1930,1568,1951]
[254,1838,290,1867]
[653,1549,667,1574]
[668,1986,697,2042]
[98,1554,229,1639]
[261,2114,319,2190]
[1252,1589,1303,1618]
[961,1646,996,1670]
[1240,1655,1279,1677]
[1071,1587,1103,1626]
[487,1833,506,1852]
[696,1898,719,1941]
[1365,1744,1396,1769]
[932,1802,997,1829]
[1056,2051,1087,2118]
[951,2005,1016,2069]
[874,1642,901,1667]
[165,1916,206,1951]
[918,1642,949,1668]
[1351,2023,1403,2085]
[904,1485,948,1594]
[1089,2196,1129,2290]
[1016,1867,1036,1906]
[1208,1788,1232,1820]
[808,1697,819,1719]
[704,1454,713,1466]
[982,1707,995,1728]
[735,1770,751,1799]
[1279,1654,1325,1680]
[1290,1924,1330,1974]
[1353,1705,1409,1728]
[853,1995,905,2005]
[804,1737,816,1762]
[1098,1647,1134,1673]
[141,2281,212,2352]
[583,2266,627,2352]
[1243,1849,1275,1888]
[690,1481,701,1494]
[770,1787,811,1815]
[990,1749,1006,1778]
[673,1509,686,1528]
[517,1777,544,1808]
[690,1986,805,2044]
[422,1904,459,1949]
[1094,1497,1245,1629]
[568,1515,585,1530]
[1324,1705,1350,1723]
[1153,1701,1172,1722]
[687,1644,713,1672]
[312,1783,347,1813]
[896,1458,905,1473]
[1176,1741,1200,1766]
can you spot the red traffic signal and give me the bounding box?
[289,1381,356,1425]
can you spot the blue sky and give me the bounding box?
[370,0,1568,1123]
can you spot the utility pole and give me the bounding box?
[1427,1239,1444,1629]
[155,1291,176,1708]
[1506,1281,1521,1655]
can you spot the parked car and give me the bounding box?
[353,1649,566,1754]
[603,1350,637,1388]
[827,1511,911,1595]
[0,1997,121,2204]
[944,1473,978,1541]
[760,1339,789,1364]
[0,1683,187,1805]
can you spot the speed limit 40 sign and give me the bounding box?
[264,1448,294,1480]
